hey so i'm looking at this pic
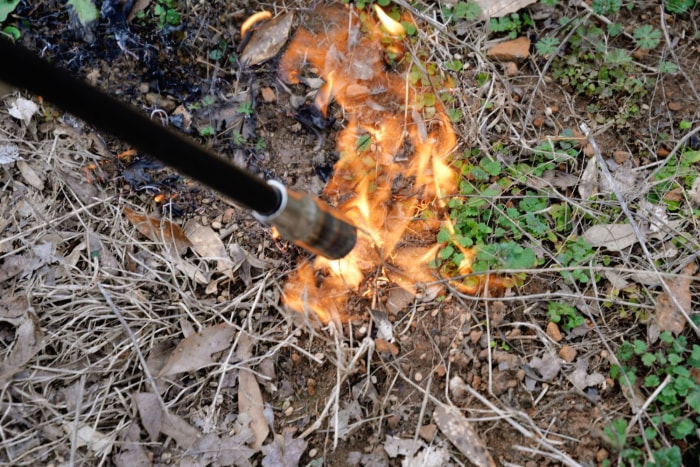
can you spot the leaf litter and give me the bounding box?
[3,1,700,465]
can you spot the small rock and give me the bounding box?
[559,345,577,363]
[596,448,609,462]
[583,143,595,157]
[657,147,670,157]
[486,36,531,62]
[434,364,446,378]
[419,424,437,443]
[375,338,399,356]
[471,374,481,389]
[386,414,400,430]
[502,61,519,77]
[211,221,223,230]
[546,321,563,342]
[469,329,483,344]
[414,372,423,382]
[449,375,468,399]
[613,150,630,164]
[260,87,277,103]
[533,116,545,128]
[668,101,683,112]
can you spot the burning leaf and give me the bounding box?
[261,430,308,467]
[582,223,638,251]
[123,206,192,257]
[185,222,234,275]
[8,97,39,125]
[240,12,294,67]
[656,262,694,335]
[433,404,496,467]
[159,323,236,376]
[237,332,269,450]
[473,0,536,19]
[0,312,43,386]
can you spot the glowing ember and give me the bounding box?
[279,4,490,322]
[240,11,272,37]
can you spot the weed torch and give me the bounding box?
[0,39,357,259]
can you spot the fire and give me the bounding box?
[278,4,499,323]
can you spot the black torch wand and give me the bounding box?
[0,39,356,259]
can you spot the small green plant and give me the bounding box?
[665,0,696,14]
[606,332,700,463]
[555,236,597,283]
[237,101,254,116]
[199,126,215,137]
[152,0,182,29]
[650,148,700,211]
[547,301,584,331]
[442,1,482,21]
[535,36,560,56]
[633,24,662,51]
[0,0,20,23]
[489,13,532,39]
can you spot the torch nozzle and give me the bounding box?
[253,181,357,259]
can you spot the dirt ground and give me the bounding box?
[2,1,700,466]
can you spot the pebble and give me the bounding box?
[486,36,531,62]
[503,61,519,77]
[419,424,438,443]
[668,101,683,111]
[546,321,563,342]
[613,150,630,164]
[596,448,609,462]
[211,221,223,230]
[414,372,423,382]
[308,448,318,458]
[559,344,577,363]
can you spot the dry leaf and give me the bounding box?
[8,97,39,124]
[0,295,29,322]
[134,392,163,442]
[433,404,496,467]
[578,155,598,199]
[237,333,269,450]
[159,323,236,376]
[568,357,605,391]
[113,422,151,467]
[123,206,192,256]
[528,354,562,381]
[473,0,536,19]
[0,143,21,164]
[261,430,308,467]
[384,435,422,458]
[0,312,44,386]
[240,13,294,67]
[16,160,45,190]
[185,222,234,275]
[583,223,638,251]
[62,424,114,455]
[656,262,694,335]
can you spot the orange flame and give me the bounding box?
[373,5,406,36]
[279,4,503,322]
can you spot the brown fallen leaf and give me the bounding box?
[261,429,308,467]
[185,222,234,276]
[433,404,496,467]
[0,312,44,386]
[123,206,191,257]
[17,159,45,190]
[656,262,695,335]
[240,12,294,67]
[237,332,270,451]
[158,323,236,376]
[113,422,151,467]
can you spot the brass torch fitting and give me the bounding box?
[253,180,357,259]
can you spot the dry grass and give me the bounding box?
[2,1,700,466]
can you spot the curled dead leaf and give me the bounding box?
[159,323,236,376]
[123,206,191,257]
[240,13,294,67]
[433,404,496,467]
